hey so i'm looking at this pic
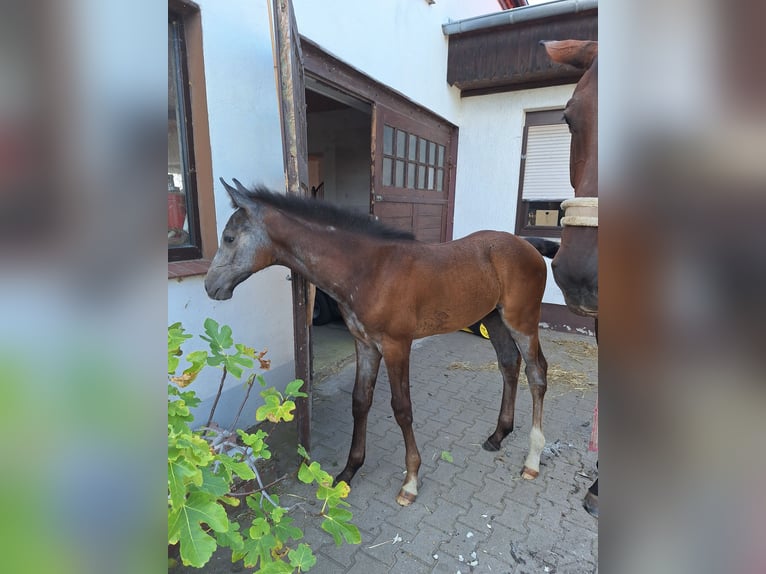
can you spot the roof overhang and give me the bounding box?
[445,0,598,96]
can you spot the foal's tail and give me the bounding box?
[524,237,560,258]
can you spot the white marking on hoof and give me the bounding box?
[396,478,418,506]
[523,426,545,477]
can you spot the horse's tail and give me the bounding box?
[524,237,560,258]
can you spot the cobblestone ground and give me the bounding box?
[179,328,598,574]
[291,328,597,574]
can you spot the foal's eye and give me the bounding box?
[223,235,235,244]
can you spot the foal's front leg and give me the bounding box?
[335,340,382,486]
[383,339,421,506]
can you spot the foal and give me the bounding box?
[205,179,549,506]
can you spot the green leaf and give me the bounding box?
[168,492,230,567]
[297,462,314,484]
[284,379,307,398]
[321,506,361,546]
[197,466,231,497]
[249,517,271,539]
[297,444,309,460]
[440,450,454,463]
[256,559,294,574]
[273,515,303,545]
[183,350,209,381]
[298,461,332,486]
[168,459,201,509]
[214,521,244,553]
[203,318,234,350]
[168,323,193,374]
[218,455,256,481]
[240,530,278,569]
[289,544,317,572]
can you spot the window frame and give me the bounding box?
[514,108,572,239]
[167,0,217,276]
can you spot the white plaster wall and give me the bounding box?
[293,0,500,123]
[168,0,296,427]
[453,85,576,305]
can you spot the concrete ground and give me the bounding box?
[176,324,598,573]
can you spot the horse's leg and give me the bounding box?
[382,339,421,507]
[505,324,548,480]
[481,311,522,451]
[584,476,599,518]
[335,340,382,486]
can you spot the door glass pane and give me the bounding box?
[418,138,427,163]
[436,168,444,191]
[396,130,406,158]
[427,167,434,190]
[437,144,445,167]
[428,141,436,166]
[383,157,392,186]
[417,166,425,189]
[406,162,416,188]
[383,125,393,155]
[395,160,405,187]
[408,134,417,160]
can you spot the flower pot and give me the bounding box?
[168,191,187,232]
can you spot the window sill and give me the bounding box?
[168,258,211,279]
[516,227,563,239]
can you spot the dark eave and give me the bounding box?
[445,0,597,96]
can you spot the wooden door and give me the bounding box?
[372,104,457,243]
[270,0,312,449]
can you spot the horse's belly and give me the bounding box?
[413,298,497,338]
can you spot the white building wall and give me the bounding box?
[293,0,500,123]
[454,85,576,305]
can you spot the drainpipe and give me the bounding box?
[442,0,598,35]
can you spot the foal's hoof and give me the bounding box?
[583,491,599,518]
[396,489,417,507]
[521,466,539,480]
[482,437,501,452]
[334,471,352,486]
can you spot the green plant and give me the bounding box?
[168,319,360,572]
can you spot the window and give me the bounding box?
[168,1,215,272]
[515,109,573,238]
[381,125,446,192]
[168,8,201,260]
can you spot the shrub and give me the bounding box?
[168,319,360,572]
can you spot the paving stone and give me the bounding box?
[392,550,433,574]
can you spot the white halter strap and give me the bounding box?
[560,197,598,227]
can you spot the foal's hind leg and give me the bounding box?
[504,322,548,480]
[481,311,522,451]
[335,340,382,486]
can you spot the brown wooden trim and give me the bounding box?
[183,6,217,260]
[540,303,596,336]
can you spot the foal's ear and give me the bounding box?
[540,40,597,71]
[220,177,249,210]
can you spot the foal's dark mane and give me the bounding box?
[239,185,416,241]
